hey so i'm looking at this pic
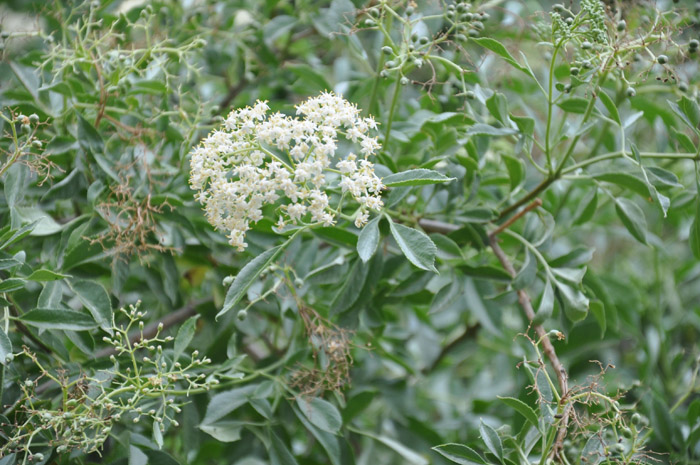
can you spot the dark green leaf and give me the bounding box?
[69,280,114,335]
[388,221,438,273]
[296,397,342,435]
[26,269,70,282]
[513,250,536,290]
[497,397,539,429]
[598,90,620,125]
[466,124,518,137]
[471,37,533,77]
[479,420,504,464]
[20,309,98,331]
[357,216,381,263]
[614,197,648,244]
[0,328,12,366]
[218,243,290,319]
[383,169,455,187]
[558,98,590,114]
[432,443,487,465]
[173,316,198,363]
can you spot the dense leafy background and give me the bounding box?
[1,0,700,464]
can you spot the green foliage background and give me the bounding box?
[1,0,700,464]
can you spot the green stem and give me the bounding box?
[544,41,563,173]
[383,79,402,145]
[562,151,698,174]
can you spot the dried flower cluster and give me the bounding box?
[189,92,385,251]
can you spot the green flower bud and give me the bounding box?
[29,113,39,124]
[364,19,375,27]
[617,20,626,31]
[32,139,43,149]
[657,54,668,64]
[570,67,579,76]
[237,309,247,321]
[405,6,414,15]
[419,36,429,45]
[466,90,476,100]
[381,46,393,55]
[581,41,592,50]
[626,87,636,97]
[468,29,479,37]
[400,77,409,85]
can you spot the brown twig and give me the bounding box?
[424,323,480,373]
[489,199,542,238]
[488,235,570,456]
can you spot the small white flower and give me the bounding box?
[189,92,385,250]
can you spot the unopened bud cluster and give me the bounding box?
[189,92,384,251]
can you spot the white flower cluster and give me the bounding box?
[189,92,385,251]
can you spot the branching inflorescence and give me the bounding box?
[189,92,385,251]
[0,303,218,460]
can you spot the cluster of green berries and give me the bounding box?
[15,113,43,148]
[446,2,488,41]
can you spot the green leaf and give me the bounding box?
[485,92,511,126]
[77,112,105,154]
[202,384,259,424]
[388,221,438,273]
[199,421,244,442]
[498,397,539,429]
[382,169,455,187]
[557,98,590,114]
[572,189,598,225]
[466,124,518,137]
[296,397,343,435]
[0,220,39,251]
[580,434,606,465]
[0,328,13,366]
[556,281,589,322]
[614,197,648,244]
[269,431,300,465]
[26,269,70,282]
[458,265,511,282]
[361,431,429,465]
[218,241,291,319]
[357,216,381,262]
[432,443,487,465]
[690,199,700,259]
[533,279,554,325]
[173,315,198,363]
[4,164,28,208]
[471,37,533,77]
[69,280,114,335]
[9,61,40,103]
[0,278,26,293]
[598,90,620,125]
[502,155,525,191]
[20,309,98,331]
[589,299,606,337]
[668,96,700,131]
[593,172,649,198]
[330,258,370,314]
[513,250,536,290]
[479,420,504,464]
